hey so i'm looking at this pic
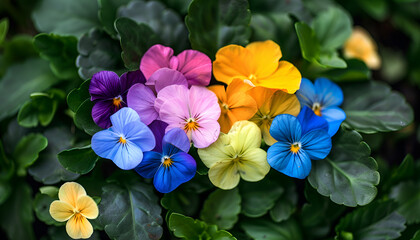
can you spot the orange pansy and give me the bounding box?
[344,26,381,69]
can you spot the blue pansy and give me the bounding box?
[91,107,155,170]
[135,128,196,193]
[296,77,346,136]
[267,107,332,179]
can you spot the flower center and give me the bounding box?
[243,74,257,87]
[118,136,127,144]
[312,103,322,116]
[162,156,173,167]
[222,103,230,111]
[290,142,301,153]
[184,118,199,131]
[113,95,123,107]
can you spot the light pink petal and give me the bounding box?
[177,50,212,86]
[155,85,189,114]
[158,97,189,130]
[189,86,221,121]
[150,68,188,93]
[191,119,220,148]
[127,83,158,125]
[140,44,179,80]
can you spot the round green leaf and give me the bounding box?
[161,188,200,216]
[270,184,298,223]
[323,59,371,82]
[14,133,48,176]
[308,128,380,207]
[67,79,91,113]
[58,146,99,174]
[98,0,131,36]
[74,99,102,136]
[241,219,302,240]
[390,181,420,224]
[33,193,63,226]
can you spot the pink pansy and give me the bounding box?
[140,44,212,87]
[156,85,221,148]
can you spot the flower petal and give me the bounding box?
[112,139,144,170]
[297,106,329,135]
[49,200,74,222]
[119,69,146,91]
[58,182,86,208]
[296,78,316,108]
[191,119,220,148]
[177,50,212,86]
[270,114,302,143]
[321,107,346,136]
[208,161,240,190]
[151,68,188,93]
[155,84,189,114]
[140,44,177,80]
[127,83,158,125]
[228,93,258,121]
[135,151,162,178]
[269,90,301,117]
[158,95,190,131]
[92,100,120,129]
[148,120,168,152]
[314,77,343,107]
[109,107,141,133]
[197,134,235,168]
[245,40,282,78]
[260,121,277,146]
[219,111,236,133]
[189,86,221,121]
[300,129,332,160]
[267,143,312,179]
[257,61,301,93]
[237,148,269,182]
[153,152,196,193]
[163,128,191,154]
[66,214,93,239]
[89,71,121,101]
[91,129,121,161]
[123,121,156,152]
[229,121,261,151]
[77,195,98,219]
[208,84,227,104]
[247,86,276,109]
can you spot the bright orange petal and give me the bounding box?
[257,61,302,93]
[269,91,301,117]
[245,40,282,78]
[228,93,258,121]
[77,196,98,220]
[66,214,93,239]
[219,112,235,133]
[59,182,86,208]
[213,45,253,85]
[226,79,253,98]
[208,85,227,103]
[247,86,276,109]
[49,200,75,222]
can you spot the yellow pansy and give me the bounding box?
[49,182,99,239]
[198,121,270,190]
[212,40,302,93]
[248,86,300,146]
[344,26,381,69]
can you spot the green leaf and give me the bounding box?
[241,219,302,240]
[0,35,39,76]
[0,18,9,45]
[39,186,59,198]
[200,188,241,230]
[98,0,131,36]
[98,173,163,240]
[14,133,48,176]
[169,213,237,240]
[118,0,189,52]
[308,128,380,206]
[311,7,352,51]
[240,178,284,217]
[323,59,370,82]
[248,0,311,21]
[335,201,406,240]
[318,50,347,68]
[74,99,102,135]
[115,18,160,70]
[355,0,388,21]
[67,79,91,112]
[58,146,99,174]
[295,22,320,63]
[270,184,298,223]
[28,127,80,184]
[33,193,63,226]
[33,33,79,79]
[390,181,420,224]
[0,181,11,205]
[185,0,251,58]
[0,58,59,121]
[412,230,420,240]
[159,0,192,15]
[383,155,415,191]
[31,0,100,38]
[76,29,124,80]
[0,180,35,240]
[161,188,200,216]
[342,81,414,133]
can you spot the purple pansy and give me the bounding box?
[89,70,145,129]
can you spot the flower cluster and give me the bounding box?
[89,41,346,195]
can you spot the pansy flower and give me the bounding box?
[198,121,270,190]
[212,40,301,93]
[141,44,212,86]
[248,87,300,145]
[296,78,346,136]
[344,26,381,69]
[135,128,196,193]
[49,182,98,239]
[267,107,332,179]
[156,85,221,148]
[91,107,155,170]
[89,70,145,128]
[208,79,258,133]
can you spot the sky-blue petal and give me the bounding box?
[321,107,346,136]
[296,78,316,108]
[123,121,156,152]
[300,129,332,160]
[110,107,141,133]
[162,128,190,155]
[91,129,121,160]
[111,141,144,170]
[297,106,329,135]
[314,78,343,107]
[270,114,302,143]
[135,151,162,179]
[153,152,196,193]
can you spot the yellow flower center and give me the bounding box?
[113,96,123,107]
[184,118,199,131]
[312,103,322,116]
[118,136,127,144]
[162,156,173,167]
[290,142,301,153]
